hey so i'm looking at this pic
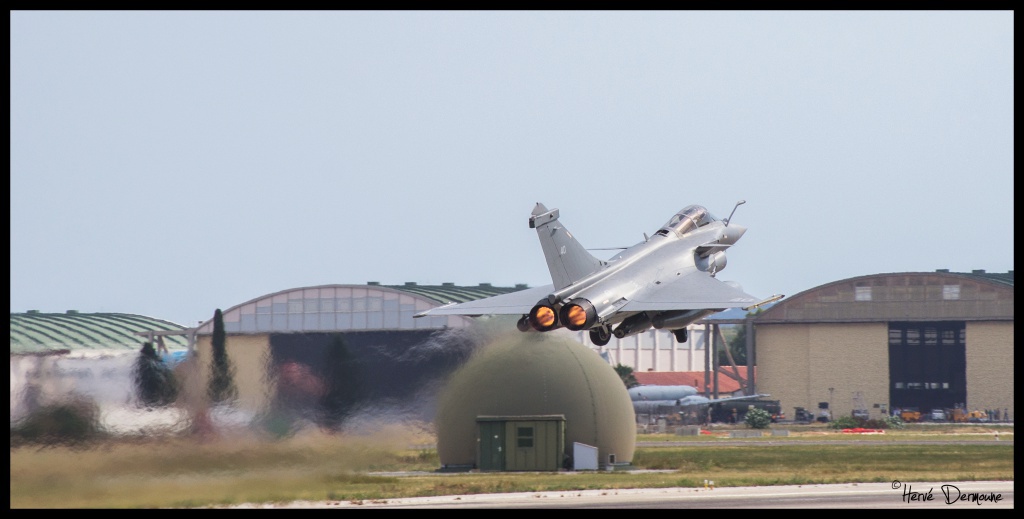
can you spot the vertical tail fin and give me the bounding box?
[529,203,604,290]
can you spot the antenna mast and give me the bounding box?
[724,200,746,227]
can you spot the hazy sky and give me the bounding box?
[11,11,1014,327]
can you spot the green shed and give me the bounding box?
[476,415,566,472]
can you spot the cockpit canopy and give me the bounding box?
[658,205,718,236]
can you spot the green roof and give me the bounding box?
[10,312,190,355]
[954,269,1014,287]
[380,282,530,305]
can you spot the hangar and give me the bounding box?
[9,311,191,429]
[179,281,712,424]
[752,269,1013,421]
[180,282,529,428]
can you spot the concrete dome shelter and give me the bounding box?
[435,332,636,470]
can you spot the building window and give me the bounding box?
[888,328,902,345]
[516,426,534,448]
[337,298,351,313]
[941,329,955,344]
[367,297,383,312]
[855,286,872,301]
[906,328,920,346]
[924,328,937,346]
[943,285,961,300]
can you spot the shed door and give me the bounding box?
[478,421,505,471]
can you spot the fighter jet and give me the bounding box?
[415,201,782,346]
[628,384,769,415]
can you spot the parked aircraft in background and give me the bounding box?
[415,201,782,346]
[628,384,769,415]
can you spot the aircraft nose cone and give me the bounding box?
[723,225,746,243]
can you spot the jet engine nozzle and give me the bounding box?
[559,298,597,331]
[528,303,560,332]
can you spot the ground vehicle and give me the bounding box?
[928,409,946,422]
[900,408,921,422]
[793,407,815,423]
[709,399,782,423]
[966,409,988,422]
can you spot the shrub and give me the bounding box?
[827,415,904,430]
[10,396,105,446]
[828,415,860,430]
[880,415,905,429]
[133,341,178,407]
[744,407,772,429]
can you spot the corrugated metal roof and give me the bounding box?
[191,282,535,335]
[9,312,190,355]
[755,270,1014,324]
[382,282,530,304]
[956,269,1014,287]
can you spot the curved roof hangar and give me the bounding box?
[194,282,530,335]
[10,312,190,355]
[755,270,1013,324]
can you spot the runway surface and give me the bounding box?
[230,480,1013,509]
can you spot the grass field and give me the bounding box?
[10,423,1013,508]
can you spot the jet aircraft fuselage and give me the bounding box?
[415,201,781,346]
[628,384,769,415]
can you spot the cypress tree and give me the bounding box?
[208,309,237,404]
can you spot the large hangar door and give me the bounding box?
[888,322,967,412]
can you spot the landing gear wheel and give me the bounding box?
[590,326,611,346]
[673,329,688,343]
[516,316,530,332]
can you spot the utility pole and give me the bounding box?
[828,387,835,420]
